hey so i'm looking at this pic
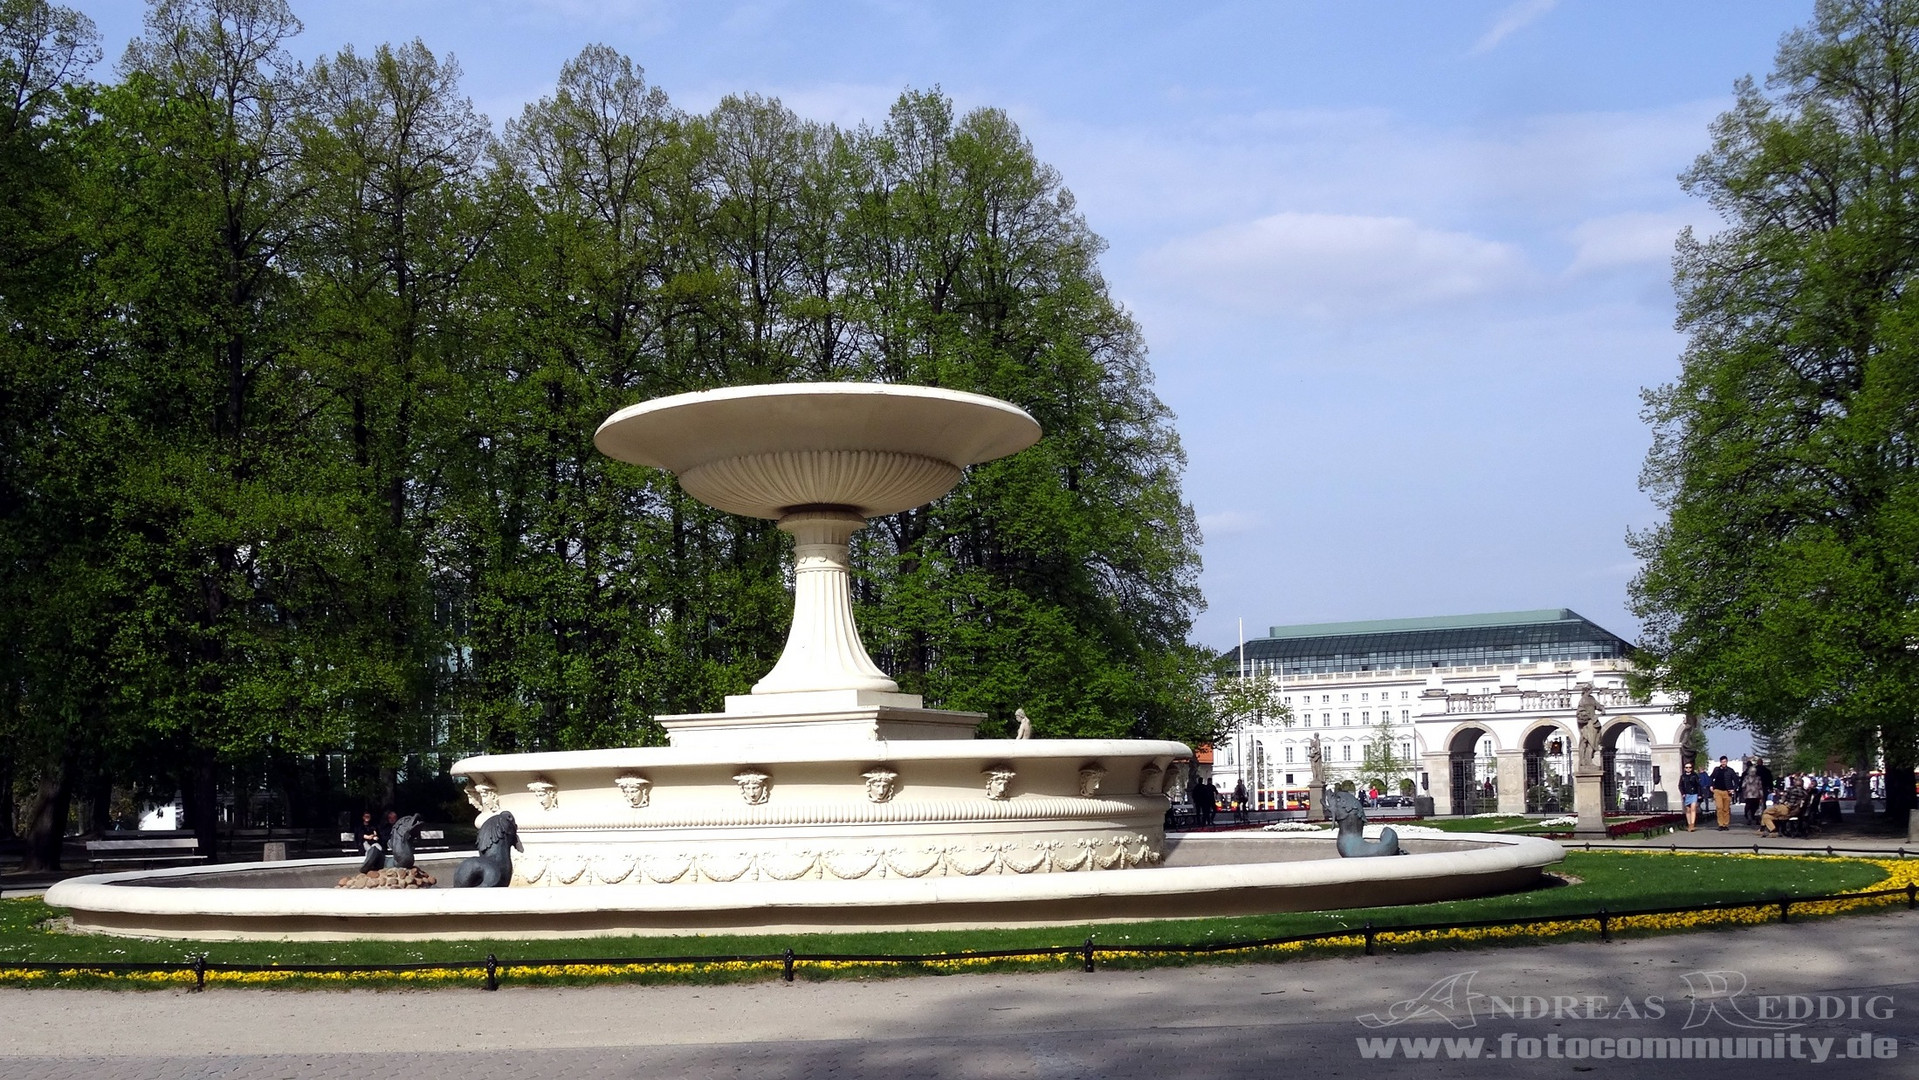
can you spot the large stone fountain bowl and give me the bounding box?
[594,383,1042,519]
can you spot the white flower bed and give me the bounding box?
[1261,821,1331,832]
[1536,815,1578,828]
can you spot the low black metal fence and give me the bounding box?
[1569,841,1919,857]
[5,881,1914,991]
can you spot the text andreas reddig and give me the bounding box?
[1352,971,1899,1062]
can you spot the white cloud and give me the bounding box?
[1142,212,1529,320]
[1471,0,1560,55]
[1198,510,1261,537]
[1565,210,1701,274]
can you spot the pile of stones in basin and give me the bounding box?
[336,867,438,890]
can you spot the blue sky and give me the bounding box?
[80,1,1812,681]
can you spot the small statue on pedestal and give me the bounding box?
[1575,687,1605,772]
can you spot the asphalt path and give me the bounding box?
[2,909,1915,1079]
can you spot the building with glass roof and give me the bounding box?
[1208,610,1692,818]
[1232,609,1633,678]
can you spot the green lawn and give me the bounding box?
[0,851,1898,987]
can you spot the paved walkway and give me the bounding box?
[2,910,1913,1079]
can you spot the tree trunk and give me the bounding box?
[86,769,111,836]
[0,751,13,839]
[20,761,74,873]
[182,752,221,864]
[1882,729,1915,824]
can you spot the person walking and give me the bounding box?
[1709,755,1739,831]
[1678,760,1704,832]
[1740,760,1766,827]
[1231,780,1248,823]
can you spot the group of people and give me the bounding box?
[1183,776,1221,827]
[1677,755,1824,836]
[357,809,403,862]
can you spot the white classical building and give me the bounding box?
[1214,610,1694,816]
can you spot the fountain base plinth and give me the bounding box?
[657,691,982,749]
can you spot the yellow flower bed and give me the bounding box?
[2,854,1911,987]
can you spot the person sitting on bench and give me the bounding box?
[1758,786,1807,836]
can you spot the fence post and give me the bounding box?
[1082,937,1096,973]
[1598,908,1610,943]
[1779,899,1790,923]
[191,953,207,992]
[782,948,795,983]
[484,953,499,992]
[1364,922,1375,957]
[1907,883,1915,911]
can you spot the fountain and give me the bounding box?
[44,383,1562,940]
[453,382,1186,889]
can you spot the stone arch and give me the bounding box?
[1443,724,1497,815]
[1442,722,1501,755]
[1521,721,1574,813]
[1600,717,1655,812]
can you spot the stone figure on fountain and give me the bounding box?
[1575,687,1605,773]
[453,811,521,888]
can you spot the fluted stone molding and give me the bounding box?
[679,450,959,522]
[752,508,898,695]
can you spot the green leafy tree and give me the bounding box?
[295,38,495,793]
[1357,713,1414,796]
[1631,0,1919,821]
[92,0,346,854]
[0,0,109,868]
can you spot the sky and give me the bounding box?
[75,1,1815,743]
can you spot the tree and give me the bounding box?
[845,91,1213,743]
[96,0,334,855]
[1631,0,1919,822]
[1357,713,1414,796]
[0,0,105,868]
[296,38,495,794]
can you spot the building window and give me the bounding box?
[1341,744,1352,761]
[1341,693,1350,703]
[1401,742,1412,759]
[1322,713,1331,726]
[1321,695,1330,704]
[1341,712,1350,725]
[1283,696,1292,705]
[1401,691,1410,700]
[1401,709,1410,722]
[1361,711,1370,724]
[1285,746,1294,763]
[1361,692,1369,702]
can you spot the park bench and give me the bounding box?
[86,835,205,870]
